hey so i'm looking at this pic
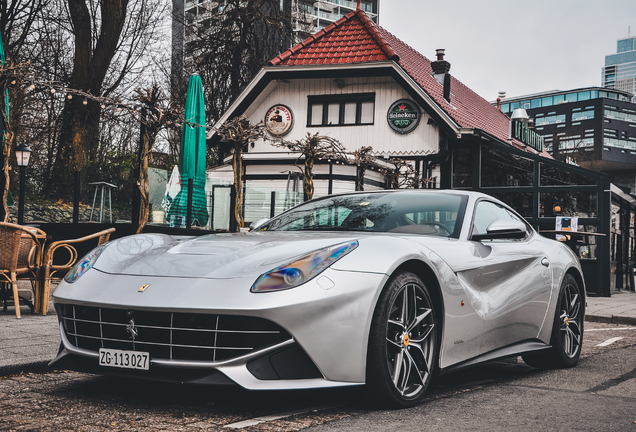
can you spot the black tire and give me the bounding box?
[365,271,439,408]
[522,274,584,369]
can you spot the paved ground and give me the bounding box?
[585,290,636,325]
[1,283,636,431]
[0,321,634,431]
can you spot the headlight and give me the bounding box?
[251,240,358,293]
[64,243,109,283]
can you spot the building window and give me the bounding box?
[535,114,566,126]
[307,93,375,127]
[572,110,594,121]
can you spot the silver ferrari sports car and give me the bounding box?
[51,190,585,408]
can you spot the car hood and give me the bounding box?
[93,232,368,279]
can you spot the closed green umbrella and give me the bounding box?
[167,74,209,227]
[1,33,11,212]
[0,32,7,128]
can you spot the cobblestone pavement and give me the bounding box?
[1,322,634,431]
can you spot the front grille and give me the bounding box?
[59,304,291,362]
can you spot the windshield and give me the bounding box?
[261,192,466,238]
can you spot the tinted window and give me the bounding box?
[472,201,521,236]
[263,192,466,238]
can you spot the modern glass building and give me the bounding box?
[497,87,636,294]
[603,36,636,96]
[499,87,635,189]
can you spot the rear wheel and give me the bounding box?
[365,271,438,408]
[522,274,584,368]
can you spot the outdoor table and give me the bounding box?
[539,230,606,255]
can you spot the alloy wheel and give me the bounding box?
[559,282,582,358]
[385,282,436,398]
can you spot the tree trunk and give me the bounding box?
[356,166,365,191]
[304,157,314,201]
[45,0,128,198]
[233,148,244,228]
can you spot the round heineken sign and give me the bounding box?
[387,99,421,134]
[265,104,294,137]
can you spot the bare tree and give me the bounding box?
[216,115,264,229]
[44,0,169,198]
[187,0,292,123]
[279,132,346,200]
[382,158,432,189]
[133,85,180,233]
[350,146,379,192]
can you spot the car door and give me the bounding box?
[470,200,553,354]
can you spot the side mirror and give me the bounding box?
[472,219,527,241]
[249,218,270,231]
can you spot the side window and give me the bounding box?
[472,201,523,236]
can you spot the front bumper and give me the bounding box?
[51,267,387,389]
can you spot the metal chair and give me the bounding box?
[0,222,45,318]
[38,228,115,315]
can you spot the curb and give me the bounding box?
[585,314,636,326]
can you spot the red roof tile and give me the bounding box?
[270,10,551,158]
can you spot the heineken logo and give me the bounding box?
[387,99,420,134]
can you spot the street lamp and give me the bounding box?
[14,143,32,225]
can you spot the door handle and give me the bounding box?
[541,258,550,267]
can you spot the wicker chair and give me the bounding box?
[38,228,115,315]
[0,222,45,319]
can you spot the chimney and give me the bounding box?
[431,49,451,102]
[497,91,506,111]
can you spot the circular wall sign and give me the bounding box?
[387,99,421,134]
[265,104,294,137]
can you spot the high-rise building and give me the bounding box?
[291,1,379,41]
[172,1,380,82]
[602,36,636,96]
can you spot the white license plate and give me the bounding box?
[99,348,149,370]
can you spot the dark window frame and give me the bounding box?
[307,93,375,127]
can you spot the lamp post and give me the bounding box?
[14,143,32,225]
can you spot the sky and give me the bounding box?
[379,0,636,101]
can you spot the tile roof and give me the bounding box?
[270,10,551,158]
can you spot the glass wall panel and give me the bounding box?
[541,96,553,107]
[540,163,598,186]
[540,191,597,218]
[531,98,541,108]
[488,192,534,218]
[553,94,565,104]
[452,147,473,188]
[565,93,578,102]
[481,147,533,187]
[578,91,591,101]
[500,103,509,113]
